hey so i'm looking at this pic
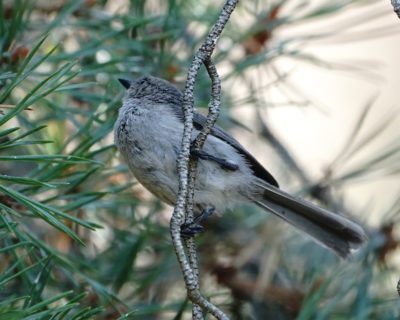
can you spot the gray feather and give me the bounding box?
[253,181,366,258]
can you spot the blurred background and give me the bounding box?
[0,0,399,319]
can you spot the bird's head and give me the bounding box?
[118,76,182,105]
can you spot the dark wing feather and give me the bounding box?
[192,112,279,187]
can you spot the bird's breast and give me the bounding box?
[114,103,182,200]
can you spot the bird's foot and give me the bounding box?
[181,207,215,239]
[190,145,239,171]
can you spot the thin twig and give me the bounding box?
[184,59,221,319]
[170,0,239,319]
[185,236,204,320]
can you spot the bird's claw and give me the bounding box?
[181,207,215,239]
[190,145,239,171]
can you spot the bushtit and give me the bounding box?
[114,76,366,258]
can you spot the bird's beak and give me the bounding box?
[118,78,132,89]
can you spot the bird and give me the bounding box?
[114,75,366,258]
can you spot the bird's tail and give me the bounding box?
[252,182,366,258]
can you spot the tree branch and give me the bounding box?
[184,59,221,320]
[169,0,239,319]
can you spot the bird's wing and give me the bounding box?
[190,111,279,187]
